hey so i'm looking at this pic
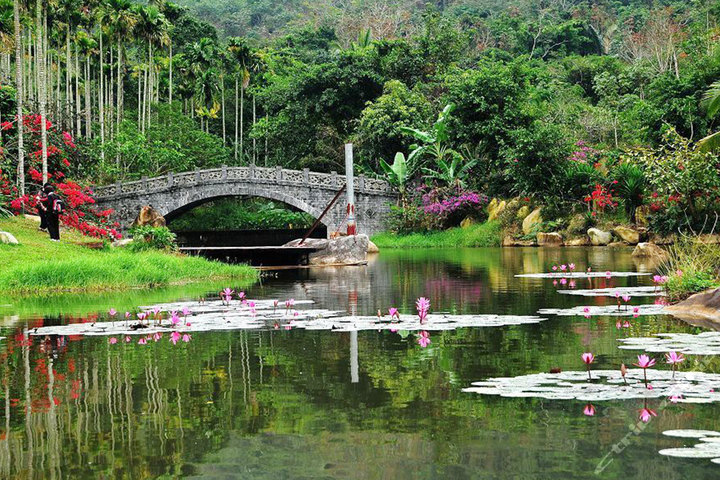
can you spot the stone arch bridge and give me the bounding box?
[94,165,397,236]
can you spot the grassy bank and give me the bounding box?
[371,222,501,248]
[662,240,720,301]
[0,216,258,295]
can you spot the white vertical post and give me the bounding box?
[345,143,356,235]
[350,331,359,384]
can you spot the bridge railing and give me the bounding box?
[93,165,395,199]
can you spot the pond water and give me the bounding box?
[1,247,719,479]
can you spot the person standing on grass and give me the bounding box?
[41,184,63,242]
[35,188,48,231]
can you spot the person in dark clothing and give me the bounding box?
[35,188,48,231]
[42,184,63,242]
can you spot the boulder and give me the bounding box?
[460,216,477,229]
[487,199,507,221]
[521,208,543,235]
[631,242,669,262]
[567,214,588,235]
[132,205,166,228]
[537,232,563,246]
[664,288,720,326]
[367,240,379,254]
[608,241,628,248]
[284,235,368,266]
[635,205,650,228]
[698,234,720,245]
[587,228,612,246]
[0,231,18,245]
[565,236,590,246]
[502,236,516,247]
[23,214,41,223]
[613,226,640,245]
[649,234,676,245]
[516,205,531,222]
[112,238,134,248]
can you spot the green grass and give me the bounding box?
[371,222,502,248]
[0,216,258,295]
[662,239,720,301]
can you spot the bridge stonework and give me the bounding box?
[94,166,397,237]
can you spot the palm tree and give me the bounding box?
[699,81,720,151]
[227,36,251,162]
[35,0,49,182]
[13,0,24,197]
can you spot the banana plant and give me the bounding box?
[421,147,478,190]
[380,151,421,202]
[698,80,720,151]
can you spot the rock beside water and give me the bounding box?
[285,235,368,265]
[537,232,563,246]
[0,231,18,245]
[587,228,612,246]
[613,226,641,245]
[631,242,668,262]
[522,208,543,235]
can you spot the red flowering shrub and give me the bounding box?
[583,184,618,217]
[1,112,121,240]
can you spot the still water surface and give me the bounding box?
[1,247,719,479]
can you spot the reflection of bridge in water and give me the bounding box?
[94,165,397,237]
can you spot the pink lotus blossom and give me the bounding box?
[583,404,595,416]
[416,297,430,323]
[285,299,295,310]
[676,269,683,277]
[587,267,592,272]
[616,321,622,329]
[153,306,161,316]
[569,263,576,271]
[560,264,567,271]
[170,331,181,345]
[569,280,576,288]
[238,291,246,300]
[552,280,558,286]
[417,331,431,348]
[125,336,132,343]
[622,321,631,328]
[153,333,161,342]
[638,408,657,423]
[665,351,685,365]
[171,311,180,325]
[109,337,118,345]
[138,338,147,345]
[182,307,191,316]
[670,395,682,403]
[182,334,191,343]
[109,309,117,317]
[634,354,655,369]
[221,288,234,304]
[389,307,400,319]
[552,265,558,271]
[582,353,595,364]
[605,271,612,278]
[622,295,631,303]
[125,312,131,319]
[646,384,653,390]
[559,278,567,285]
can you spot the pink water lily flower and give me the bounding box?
[171,311,180,326]
[583,404,595,416]
[634,354,655,369]
[665,351,685,365]
[125,336,132,343]
[170,331,181,345]
[560,264,567,271]
[569,280,576,288]
[389,307,400,319]
[638,408,657,423]
[559,278,567,285]
[416,297,430,323]
[109,337,118,345]
[552,265,558,271]
[138,338,147,345]
[153,333,162,342]
[670,395,682,403]
[238,291,246,300]
[622,295,631,303]
[615,321,622,329]
[109,309,117,317]
[182,307,191,316]
[221,288,234,304]
[552,280,558,286]
[666,351,685,379]
[182,334,191,343]
[622,321,631,328]
[125,312,131,319]
[417,331,431,348]
[285,299,295,310]
[582,352,595,380]
[676,269,683,277]
[569,263,576,271]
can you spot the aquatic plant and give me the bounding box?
[583,404,595,416]
[633,354,656,387]
[416,297,430,323]
[581,352,595,380]
[665,351,685,379]
[417,331,431,348]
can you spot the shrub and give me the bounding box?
[612,162,646,224]
[662,240,720,300]
[129,226,178,252]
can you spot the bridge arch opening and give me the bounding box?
[165,195,328,247]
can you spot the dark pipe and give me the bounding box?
[299,185,346,245]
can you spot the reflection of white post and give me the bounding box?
[345,143,356,235]
[350,331,359,383]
